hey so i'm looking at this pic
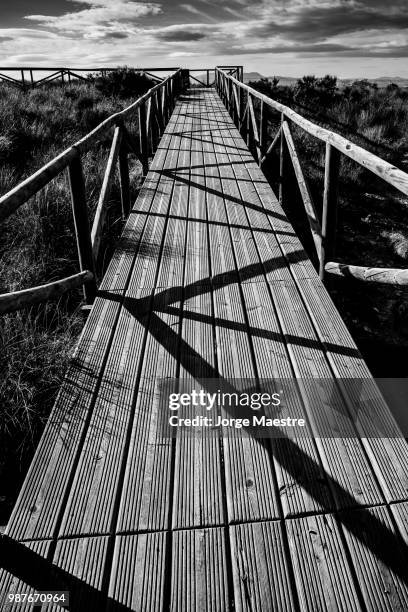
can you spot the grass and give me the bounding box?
[0,74,151,521]
[248,76,408,376]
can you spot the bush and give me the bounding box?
[294,74,338,106]
[92,67,154,98]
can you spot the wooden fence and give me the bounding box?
[215,67,408,285]
[0,67,179,90]
[0,69,184,314]
[0,65,243,91]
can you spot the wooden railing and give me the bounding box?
[0,65,243,91]
[0,69,183,315]
[188,66,243,88]
[215,68,408,285]
[0,67,180,90]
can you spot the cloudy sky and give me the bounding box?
[1,0,407,77]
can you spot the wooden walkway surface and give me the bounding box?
[2,88,408,610]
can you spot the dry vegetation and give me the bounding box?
[249,76,408,374]
[0,70,153,521]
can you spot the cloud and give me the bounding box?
[25,1,161,39]
[1,0,408,69]
[157,29,206,42]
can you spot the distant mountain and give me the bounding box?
[340,76,408,88]
[193,71,408,89]
[243,71,265,82]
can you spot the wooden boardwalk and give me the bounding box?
[1,88,408,610]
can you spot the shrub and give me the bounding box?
[92,67,154,98]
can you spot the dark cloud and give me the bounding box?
[235,0,408,53]
[104,31,129,39]
[0,36,13,42]
[252,7,408,44]
[156,29,206,41]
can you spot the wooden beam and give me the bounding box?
[68,154,97,303]
[91,125,122,262]
[138,100,149,175]
[282,121,322,258]
[279,113,288,207]
[118,143,131,219]
[325,262,408,285]
[0,271,94,315]
[247,95,261,165]
[260,127,281,166]
[320,142,340,280]
[232,84,240,128]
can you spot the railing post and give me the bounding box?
[279,112,288,207]
[259,100,267,161]
[138,101,149,176]
[180,69,189,91]
[246,95,251,149]
[118,131,131,219]
[320,143,340,281]
[68,153,97,304]
[21,70,26,91]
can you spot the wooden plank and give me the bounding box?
[0,540,53,612]
[340,505,408,611]
[269,280,383,509]
[298,278,408,502]
[205,90,281,523]
[173,90,224,529]
[230,521,295,612]
[241,281,333,518]
[391,501,408,546]
[108,532,167,611]
[287,513,362,611]
[213,281,280,522]
[49,536,109,611]
[171,527,230,611]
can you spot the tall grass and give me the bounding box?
[0,75,150,520]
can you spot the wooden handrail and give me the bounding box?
[325,262,408,285]
[0,271,94,315]
[216,67,408,287]
[0,69,182,222]
[0,68,183,312]
[216,69,408,198]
